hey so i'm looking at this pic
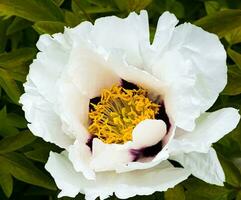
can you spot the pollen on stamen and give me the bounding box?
[88,84,160,144]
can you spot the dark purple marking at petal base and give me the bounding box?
[88,79,171,161]
[130,140,164,161]
[89,96,101,111]
[86,136,96,151]
[155,103,171,132]
[121,79,139,90]
[130,103,171,161]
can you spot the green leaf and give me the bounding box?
[7,113,27,128]
[52,0,65,7]
[0,17,10,53]
[114,0,152,12]
[215,136,241,158]
[0,152,56,190]
[72,0,117,15]
[0,48,36,69]
[0,172,13,198]
[213,102,241,158]
[166,0,185,18]
[0,107,19,137]
[0,68,21,103]
[237,191,241,200]
[233,158,241,175]
[218,153,241,187]
[204,1,220,15]
[64,11,82,27]
[209,94,241,112]
[225,26,241,45]
[87,0,116,7]
[165,185,185,200]
[22,27,39,48]
[222,65,241,95]
[9,31,23,50]
[6,17,32,36]
[0,0,64,22]
[0,48,36,86]
[227,48,241,69]
[0,130,36,154]
[127,194,161,200]
[183,178,232,200]
[195,9,241,38]
[81,6,117,14]
[23,186,56,197]
[33,21,65,34]
[25,148,51,163]
[25,139,61,163]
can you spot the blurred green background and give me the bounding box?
[0,0,240,199]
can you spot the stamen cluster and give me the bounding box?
[88,84,159,144]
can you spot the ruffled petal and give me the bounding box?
[91,119,168,172]
[107,50,167,98]
[21,22,102,147]
[19,81,73,148]
[90,10,149,67]
[90,138,133,172]
[152,50,198,131]
[68,139,95,180]
[29,31,72,103]
[142,11,178,70]
[116,125,176,173]
[132,119,166,148]
[45,152,190,200]
[171,22,227,117]
[168,108,240,154]
[171,148,225,186]
[56,81,90,140]
[149,13,227,131]
[115,152,169,173]
[151,12,178,52]
[45,152,83,198]
[65,44,120,99]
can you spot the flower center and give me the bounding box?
[88,84,160,144]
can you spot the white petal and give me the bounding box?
[168,108,240,154]
[115,152,169,173]
[114,162,189,200]
[21,22,97,147]
[66,44,120,99]
[45,152,83,198]
[30,21,100,104]
[45,152,190,200]
[91,119,169,173]
[19,82,73,148]
[91,10,149,67]
[107,50,167,98]
[152,50,200,131]
[90,139,133,172]
[149,22,227,131]
[68,139,95,180]
[172,23,227,113]
[132,119,166,148]
[30,32,71,103]
[116,125,176,173]
[171,148,225,186]
[64,21,93,46]
[56,81,90,140]
[152,12,178,51]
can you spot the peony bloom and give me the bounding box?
[20,10,240,200]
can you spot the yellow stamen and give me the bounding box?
[88,84,159,144]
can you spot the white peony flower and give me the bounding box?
[20,10,240,200]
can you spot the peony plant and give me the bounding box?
[20,11,240,200]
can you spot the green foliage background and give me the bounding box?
[0,0,240,199]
